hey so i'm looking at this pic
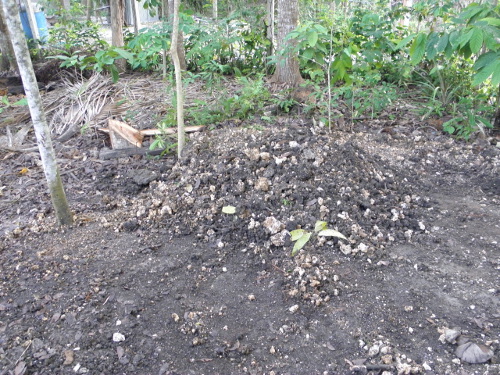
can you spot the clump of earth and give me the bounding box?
[0,104,499,374]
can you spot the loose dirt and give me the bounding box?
[0,77,499,375]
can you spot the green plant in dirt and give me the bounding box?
[290,221,347,257]
[0,96,28,114]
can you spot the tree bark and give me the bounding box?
[266,0,275,57]
[0,4,17,72]
[170,0,185,158]
[270,0,303,86]
[2,0,73,226]
[110,0,126,71]
[131,0,141,34]
[60,0,70,11]
[213,0,218,20]
[168,0,186,70]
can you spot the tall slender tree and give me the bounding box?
[168,0,186,70]
[170,0,185,157]
[0,3,17,72]
[110,0,126,71]
[271,0,303,86]
[2,0,73,226]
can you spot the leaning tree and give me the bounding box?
[2,0,73,226]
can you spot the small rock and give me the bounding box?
[289,304,299,313]
[263,216,284,234]
[131,169,157,186]
[444,328,461,344]
[63,349,74,365]
[368,344,380,357]
[381,354,393,364]
[112,333,125,342]
[270,230,288,246]
[303,148,316,161]
[248,294,255,301]
[255,177,270,191]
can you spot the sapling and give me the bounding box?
[290,220,347,256]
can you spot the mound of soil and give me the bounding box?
[0,117,499,375]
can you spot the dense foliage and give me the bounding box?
[42,0,500,140]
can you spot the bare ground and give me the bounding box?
[0,75,499,375]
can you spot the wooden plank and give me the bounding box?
[99,147,167,160]
[108,119,144,148]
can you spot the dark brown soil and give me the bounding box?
[0,81,499,375]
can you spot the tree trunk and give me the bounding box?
[213,0,218,20]
[2,0,73,226]
[86,0,94,21]
[131,0,141,34]
[110,0,126,71]
[270,0,303,86]
[60,0,70,11]
[170,0,185,158]
[168,0,186,70]
[0,4,17,72]
[266,0,275,58]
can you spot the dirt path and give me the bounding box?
[0,114,499,374]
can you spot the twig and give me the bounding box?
[15,339,32,365]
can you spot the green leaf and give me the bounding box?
[291,232,312,256]
[426,32,439,60]
[109,64,119,83]
[395,33,416,50]
[458,28,474,48]
[469,28,484,54]
[480,17,500,27]
[409,33,427,65]
[472,60,498,85]
[436,33,449,53]
[317,229,347,240]
[290,229,306,241]
[222,205,236,214]
[473,51,499,70]
[307,31,318,47]
[314,221,327,233]
[114,48,135,61]
[13,98,28,106]
[490,61,500,86]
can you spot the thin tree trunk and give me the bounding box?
[110,0,126,71]
[86,0,94,21]
[170,0,185,158]
[0,4,17,72]
[60,0,70,11]
[270,0,303,86]
[266,0,275,57]
[2,0,73,226]
[168,0,186,70]
[213,0,218,20]
[131,0,141,34]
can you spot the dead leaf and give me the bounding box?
[14,361,26,375]
[456,342,494,364]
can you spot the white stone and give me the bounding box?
[112,333,125,342]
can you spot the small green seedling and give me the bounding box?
[290,220,347,256]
